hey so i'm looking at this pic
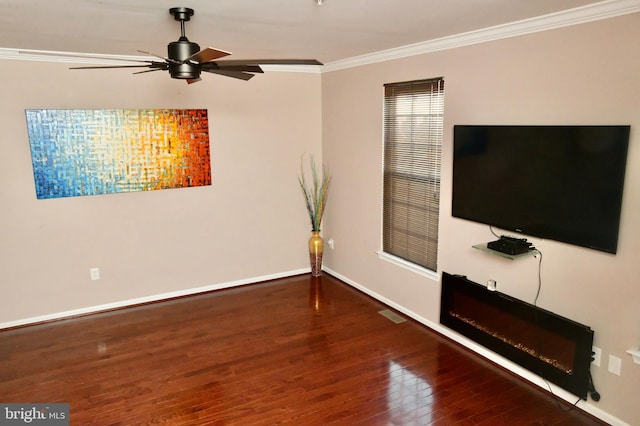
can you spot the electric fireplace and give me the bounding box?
[440,272,594,399]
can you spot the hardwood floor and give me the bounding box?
[1,273,605,425]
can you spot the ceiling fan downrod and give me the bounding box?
[170,7,193,39]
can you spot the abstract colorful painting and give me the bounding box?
[25,109,211,199]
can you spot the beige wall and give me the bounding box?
[321,14,640,425]
[0,61,322,322]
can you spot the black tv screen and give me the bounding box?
[452,125,630,254]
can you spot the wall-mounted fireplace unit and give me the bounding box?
[440,272,594,399]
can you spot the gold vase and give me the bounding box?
[308,231,324,277]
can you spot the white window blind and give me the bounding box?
[382,77,444,272]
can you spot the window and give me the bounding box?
[382,77,444,273]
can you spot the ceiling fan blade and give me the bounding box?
[137,50,181,64]
[202,68,255,81]
[188,47,232,63]
[70,64,160,70]
[201,63,263,74]
[217,64,263,73]
[213,59,322,66]
[133,68,166,75]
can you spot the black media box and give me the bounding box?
[487,237,533,255]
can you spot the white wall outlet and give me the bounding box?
[486,279,497,291]
[90,267,100,281]
[327,239,334,250]
[592,346,601,367]
[608,354,622,376]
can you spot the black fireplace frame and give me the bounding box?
[440,272,594,399]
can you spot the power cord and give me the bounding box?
[532,247,600,410]
[533,249,542,307]
[531,248,581,410]
[486,227,599,407]
[588,369,601,401]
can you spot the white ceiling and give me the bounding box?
[0,0,633,65]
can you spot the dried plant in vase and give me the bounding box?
[298,154,331,276]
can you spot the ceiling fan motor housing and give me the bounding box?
[168,38,201,79]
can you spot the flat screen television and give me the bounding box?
[452,125,630,254]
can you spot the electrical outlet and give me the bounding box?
[486,279,497,291]
[608,355,622,376]
[592,346,601,367]
[90,267,100,281]
[327,239,334,250]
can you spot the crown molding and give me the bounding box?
[323,0,640,72]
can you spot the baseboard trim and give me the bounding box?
[323,267,629,426]
[0,268,310,331]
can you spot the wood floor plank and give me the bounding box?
[0,274,605,425]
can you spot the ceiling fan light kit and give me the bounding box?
[64,7,322,84]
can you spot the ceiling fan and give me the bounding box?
[65,7,322,84]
